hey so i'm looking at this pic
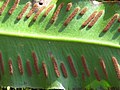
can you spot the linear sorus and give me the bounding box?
[0,52,4,75]
[108,87,119,90]
[42,62,48,78]
[94,68,101,81]
[88,10,104,28]
[26,3,39,18]
[0,0,10,15]
[17,2,31,20]
[81,55,90,77]
[60,63,68,78]
[79,7,88,15]
[33,6,45,21]
[17,55,24,75]
[103,14,119,32]
[50,55,60,77]
[32,51,40,74]
[67,56,78,77]
[64,7,80,26]
[8,59,13,75]
[82,73,85,81]
[8,0,20,15]
[26,60,32,76]
[112,56,120,80]
[100,59,108,79]
[118,18,120,22]
[66,2,72,11]
[43,4,54,17]
[118,27,120,32]
[51,3,64,24]
[82,11,97,27]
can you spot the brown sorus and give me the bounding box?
[42,62,48,78]
[32,51,40,74]
[51,55,60,77]
[8,59,13,75]
[82,11,97,27]
[33,6,45,21]
[51,3,64,24]
[0,52,4,75]
[43,4,54,17]
[17,55,24,75]
[0,0,10,15]
[108,87,119,90]
[17,2,31,20]
[118,27,120,32]
[118,18,120,22]
[81,55,90,77]
[94,68,101,81]
[60,63,68,78]
[67,56,78,77]
[64,7,80,26]
[26,3,39,18]
[26,60,32,76]
[66,2,72,11]
[112,56,120,80]
[8,0,20,15]
[88,10,104,28]
[79,7,88,15]
[82,73,85,81]
[100,59,108,79]
[103,14,119,32]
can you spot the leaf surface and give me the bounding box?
[0,0,120,89]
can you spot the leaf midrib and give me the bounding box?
[0,33,120,49]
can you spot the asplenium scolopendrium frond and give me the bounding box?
[0,0,120,89]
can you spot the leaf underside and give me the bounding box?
[0,0,120,89]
